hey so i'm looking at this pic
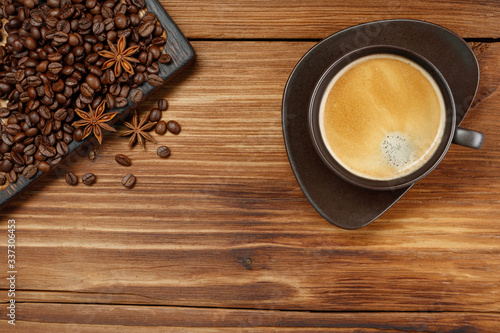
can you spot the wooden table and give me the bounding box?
[2,1,499,331]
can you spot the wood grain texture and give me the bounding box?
[2,304,499,332]
[1,41,499,326]
[160,0,500,39]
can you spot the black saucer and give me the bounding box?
[282,19,479,229]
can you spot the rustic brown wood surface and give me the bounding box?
[1,1,500,331]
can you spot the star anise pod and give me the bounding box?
[120,111,157,150]
[98,36,140,77]
[73,101,118,145]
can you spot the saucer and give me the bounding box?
[282,19,479,229]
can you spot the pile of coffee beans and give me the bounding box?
[0,0,169,185]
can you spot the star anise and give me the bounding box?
[120,111,157,150]
[98,36,140,77]
[73,101,118,145]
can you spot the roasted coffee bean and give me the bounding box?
[148,45,161,59]
[86,74,101,90]
[38,161,51,172]
[115,154,131,167]
[167,120,181,134]
[6,170,17,183]
[121,173,136,188]
[115,97,127,108]
[10,151,25,165]
[152,37,166,46]
[65,172,78,185]
[24,144,37,156]
[138,21,155,37]
[0,174,6,186]
[2,133,14,146]
[149,108,162,122]
[73,128,84,142]
[157,145,170,158]
[27,75,42,87]
[39,143,57,158]
[119,85,130,98]
[56,141,69,155]
[48,62,63,74]
[155,120,167,135]
[82,173,96,186]
[47,52,63,62]
[130,89,143,103]
[133,72,145,85]
[1,160,14,173]
[147,63,159,74]
[158,99,168,111]
[53,31,69,43]
[38,105,52,119]
[0,108,10,118]
[22,164,38,178]
[146,74,164,86]
[105,93,115,109]
[159,54,171,64]
[80,82,94,97]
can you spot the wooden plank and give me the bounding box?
[4,303,500,332]
[1,41,499,313]
[160,0,500,39]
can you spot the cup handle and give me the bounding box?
[452,127,484,149]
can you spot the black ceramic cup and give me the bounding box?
[309,45,484,191]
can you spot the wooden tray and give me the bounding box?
[0,0,195,209]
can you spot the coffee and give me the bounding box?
[319,54,446,180]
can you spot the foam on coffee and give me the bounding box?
[319,54,445,180]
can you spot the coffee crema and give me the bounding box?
[319,54,445,180]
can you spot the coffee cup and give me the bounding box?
[309,45,484,190]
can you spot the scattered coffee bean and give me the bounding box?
[167,121,181,134]
[89,149,97,162]
[155,121,167,135]
[82,173,96,186]
[115,154,132,166]
[0,174,6,186]
[157,145,170,158]
[149,108,162,122]
[121,173,136,188]
[158,99,168,111]
[159,54,172,64]
[65,172,78,186]
[147,74,164,86]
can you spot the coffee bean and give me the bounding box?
[149,108,162,122]
[146,74,164,86]
[39,143,57,158]
[38,161,51,172]
[0,173,6,186]
[138,21,155,37]
[6,170,17,183]
[121,173,136,188]
[130,89,143,103]
[159,54,171,64]
[115,97,127,108]
[65,172,78,185]
[22,164,38,178]
[56,141,69,156]
[10,151,25,165]
[167,121,181,134]
[115,154,131,166]
[155,120,167,135]
[157,145,170,158]
[1,160,14,173]
[73,128,84,141]
[85,74,101,90]
[157,99,168,111]
[82,173,96,186]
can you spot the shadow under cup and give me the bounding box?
[309,46,484,191]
